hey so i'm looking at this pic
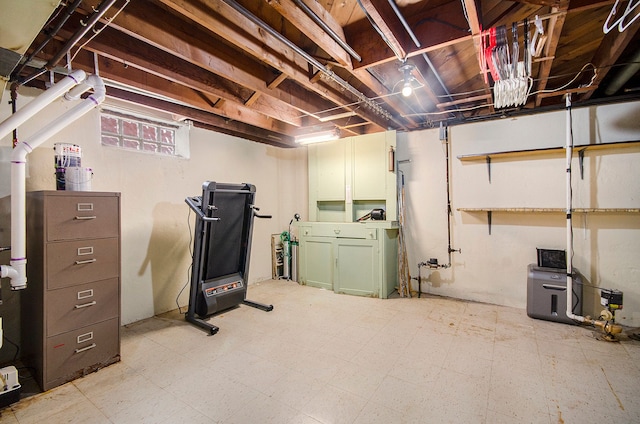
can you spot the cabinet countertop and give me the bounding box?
[295,221,399,229]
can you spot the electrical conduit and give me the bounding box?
[0,72,106,290]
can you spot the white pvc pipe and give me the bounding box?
[0,74,105,290]
[561,95,624,335]
[565,94,584,322]
[0,70,86,141]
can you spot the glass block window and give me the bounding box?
[100,109,187,157]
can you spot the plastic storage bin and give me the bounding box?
[527,264,583,325]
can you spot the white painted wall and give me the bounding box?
[397,101,640,327]
[1,82,638,343]
[0,87,308,328]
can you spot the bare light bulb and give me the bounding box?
[402,81,412,97]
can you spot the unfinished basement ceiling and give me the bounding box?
[5,0,640,147]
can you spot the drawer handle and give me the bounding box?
[75,215,97,220]
[74,343,96,354]
[75,258,96,265]
[74,301,97,309]
[334,229,340,234]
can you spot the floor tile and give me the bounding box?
[4,279,639,424]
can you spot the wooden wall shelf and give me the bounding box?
[457,208,640,234]
[457,140,640,182]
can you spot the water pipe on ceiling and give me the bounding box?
[11,0,85,81]
[19,0,118,85]
[386,0,457,108]
[292,0,362,62]
[0,69,106,291]
[220,0,404,128]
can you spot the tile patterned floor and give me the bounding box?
[1,279,639,423]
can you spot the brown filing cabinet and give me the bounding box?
[22,191,121,391]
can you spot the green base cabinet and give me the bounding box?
[299,236,334,290]
[297,222,398,298]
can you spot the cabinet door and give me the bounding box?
[314,140,346,201]
[352,133,387,200]
[334,238,379,297]
[299,236,334,290]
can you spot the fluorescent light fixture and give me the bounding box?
[318,111,357,122]
[295,128,340,145]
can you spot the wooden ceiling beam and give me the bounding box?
[356,0,408,61]
[59,50,298,136]
[107,86,296,147]
[67,27,305,128]
[155,0,391,131]
[534,3,568,106]
[462,0,494,112]
[266,0,353,68]
[346,1,470,70]
[244,72,288,107]
[102,1,310,126]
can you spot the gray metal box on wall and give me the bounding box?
[527,264,583,325]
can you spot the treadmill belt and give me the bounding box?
[204,190,247,280]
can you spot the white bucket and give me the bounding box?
[65,167,93,191]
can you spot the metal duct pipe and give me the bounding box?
[292,0,361,62]
[20,0,118,85]
[221,0,396,123]
[604,47,640,95]
[12,0,85,79]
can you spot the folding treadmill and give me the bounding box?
[185,181,273,335]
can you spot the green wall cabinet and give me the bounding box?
[297,222,398,298]
[309,131,396,222]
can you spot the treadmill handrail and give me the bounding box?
[250,205,272,219]
[185,197,221,222]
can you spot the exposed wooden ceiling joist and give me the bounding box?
[5,0,639,146]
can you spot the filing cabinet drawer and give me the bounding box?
[46,238,119,289]
[46,195,119,241]
[45,318,120,389]
[46,278,119,337]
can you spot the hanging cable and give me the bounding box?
[176,208,194,314]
